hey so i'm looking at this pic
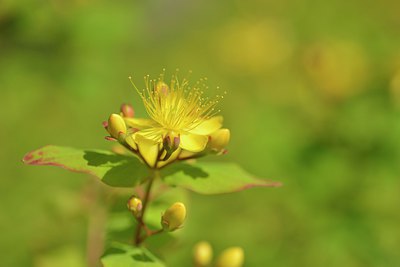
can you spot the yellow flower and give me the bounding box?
[117,72,229,168]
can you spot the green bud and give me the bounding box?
[107,114,127,139]
[161,202,186,231]
[127,196,142,215]
[193,241,213,267]
[215,247,244,267]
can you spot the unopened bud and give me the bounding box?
[193,241,213,267]
[209,129,230,152]
[173,136,180,149]
[163,136,172,149]
[163,133,180,150]
[127,196,142,215]
[215,247,244,267]
[120,103,135,118]
[107,114,127,139]
[161,202,186,231]
[162,133,180,161]
[156,81,169,96]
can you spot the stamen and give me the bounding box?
[130,71,223,131]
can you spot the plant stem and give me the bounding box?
[134,170,158,245]
[149,229,164,237]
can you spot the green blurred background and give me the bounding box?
[2,0,400,266]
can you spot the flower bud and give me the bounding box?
[163,136,172,150]
[209,129,230,152]
[127,196,142,215]
[120,103,135,118]
[156,81,169,96]
[161,202,186,231]
[215,247,244,267]
[162,133,180,161]
[107,114,127,139]
[193,241,213,267]
[173,136,180,150]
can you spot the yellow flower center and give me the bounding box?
[130,72,223,132]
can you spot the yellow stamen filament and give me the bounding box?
[129,73,223,132]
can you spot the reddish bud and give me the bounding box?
[173,136,180,149]
[120,103,135,118]
[163,136,172,148]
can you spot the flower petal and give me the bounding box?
[157,147,181,168]
[178,150,196,160]
[209,128,230,151]
[179,133,208,152]
[135,128,164,143]
[188,116,223,135]
[124,118,158,129]
[125,134,138,150]
[135,134,160,167]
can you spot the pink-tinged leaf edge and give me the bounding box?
[162,162,283,195]
[178,178,283,195]
[22,145,149,187]
[233,179,282,192]
[22,145,102,178]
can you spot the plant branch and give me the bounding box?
[137,228,164,244]
[134,170,158,245]
[134,216,152,236]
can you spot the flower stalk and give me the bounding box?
[133,170,161,246]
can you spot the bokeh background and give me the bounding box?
[1,0,400,266]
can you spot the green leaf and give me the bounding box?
[22,145,149,187]
[161,161,281,194]
[101,242,165,267]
